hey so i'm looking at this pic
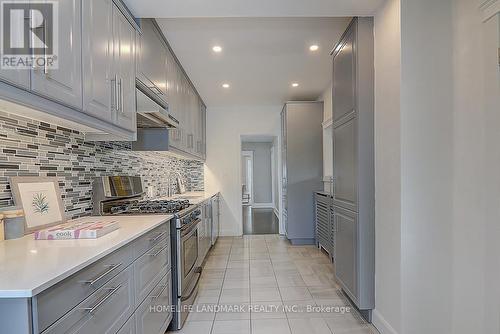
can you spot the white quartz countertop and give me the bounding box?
[159,190,219,205]
[0,214,173,298]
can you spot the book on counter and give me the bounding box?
[34,219,119,240]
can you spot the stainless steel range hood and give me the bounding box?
[136,86,179,129]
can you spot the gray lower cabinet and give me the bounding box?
[332,206,357,300]
[26,221,173,334]
[31,0,83,110]
[134,238,170,306]
[42,266,135,334]
[117,315,136,334]
[35,239,135,332]
[135,271,172,334]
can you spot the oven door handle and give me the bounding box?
[181,218,201,238]
[181,267,202,302]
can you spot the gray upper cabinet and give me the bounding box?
[113,6,136,131]
[0,10,30,90]
[137,19,207,160]
[82,0,114,123]
[0,11,30,88]
[137,20,167,103]
[332,26,355,122]
[31,0,83,109]
[82,1,136,132]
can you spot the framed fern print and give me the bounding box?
[10,177,66,234]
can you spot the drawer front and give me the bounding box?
[42,266,135,334]
[117,315,136,334]
[134,238,171,306]
[133,223,170,259]
[135,271,172,334]
[36,242,134,332]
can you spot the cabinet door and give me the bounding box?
[332,115,357,212]
[333,207,357,300]
[117,315,135,334]
[332,27,355,121]
[138,20,167,99]
[31,0,83,109]
[135,272,172,334]
[113,6,136,131]
[82,0,114,122]
[201,103,207,159]
[0,11,30,89]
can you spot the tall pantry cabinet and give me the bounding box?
[331,17,375,320]
[281,101,324,245]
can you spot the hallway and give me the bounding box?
[243,207,279,235]
[170,235,378,334]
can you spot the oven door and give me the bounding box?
[179,219,201,294]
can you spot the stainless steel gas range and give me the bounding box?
[93,176,203,331]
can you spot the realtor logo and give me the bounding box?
[1,1,58,69]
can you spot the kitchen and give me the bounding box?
[0,1,498,334]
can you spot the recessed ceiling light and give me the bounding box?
[292,83,299,87]
[222,83,230,88]
[212,45,222,53]
[309,44,319,51]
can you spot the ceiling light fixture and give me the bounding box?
[292,83,299,87]
[212,45,222,53]
[309,44,319,51]
[222,83,230,88]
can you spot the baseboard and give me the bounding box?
[252,203,274,208]
[372,310,399,334]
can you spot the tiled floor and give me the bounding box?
[169,235,379,334]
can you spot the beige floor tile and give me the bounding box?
[283,300,321,319]
[223,278,250,289]
[219,287,251,303]
[251,287,282,302]
[199,277,224,290]
[167,320,212,334]
[187,303,217,322]
[212,319,251,334]
[215,303,251,320]
[224,268,250,280]
[279,286,313,301]
[276,274,307,287]
[324,314,370,332]
[252,318,291,334]
[251,301,286,320]
[227,260,250,269]
[250,276,278,288]
[308,287,341,300]
[288,318,333,334]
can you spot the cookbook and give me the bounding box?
[34,219,119,240]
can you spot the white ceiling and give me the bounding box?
[155,17,352,107]
[123,0,383,18]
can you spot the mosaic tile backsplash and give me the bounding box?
[0,111,204,218]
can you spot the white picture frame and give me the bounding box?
[10,177,66,234]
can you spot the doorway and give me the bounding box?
[241,136,279,235]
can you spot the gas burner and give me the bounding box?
[110,199,190,215]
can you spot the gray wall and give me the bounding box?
[0,111,204,219]
[241,141,273,204]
